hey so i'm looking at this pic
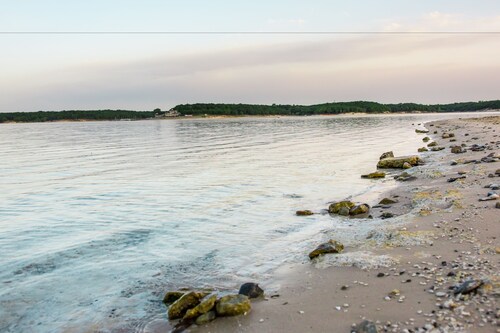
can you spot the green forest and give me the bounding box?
[1,100,499,123]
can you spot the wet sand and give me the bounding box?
[191,116,499,332]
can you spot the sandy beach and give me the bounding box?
[183,116,500,333]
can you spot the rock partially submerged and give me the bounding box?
[183,294,217,320]
[377,156,420,169]
[328,201,355,215]
[309,239,344,259]
[238,282,264,299]
[361,171,386,179]
[216,294,251,316]
[168,291,209,320]
[349,204,370,216]
[163,291,185,305]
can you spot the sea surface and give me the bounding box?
[0,113,495,332]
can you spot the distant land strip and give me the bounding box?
[1,100,500,123]
[2,31,500,35]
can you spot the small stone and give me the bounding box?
[238,283,264,299]
[309,239,344,259]
[296,210,314,216]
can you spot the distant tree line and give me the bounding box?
[0,110,155,123]
[174,100,500,116]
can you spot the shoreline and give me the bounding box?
[188,115,499,332]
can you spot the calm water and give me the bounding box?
[0,113,494,332]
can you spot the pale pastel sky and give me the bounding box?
[1,1,500,111]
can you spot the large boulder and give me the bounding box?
[361,171,386,179]
[328,201,355,214]
[349,204,370,216]
[379,151,394,160]
[309,240,344,259]
[377,156,420,169]
[183,294,217,320]
[215,294,251,316]
[238,283,264,299]
[168,291,208,320]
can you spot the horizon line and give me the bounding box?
[1,31,500,35]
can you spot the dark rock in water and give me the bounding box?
[418,147,429,152]
[453,279,483,295]
[329,201,355,215]
[353,320,379,333]
[168,292,209,320]
[379,151,394,160]
[378,198,398,205]
[163,291,185,305]
[349,204,370,216]
[183,294,217,320]
[451,146,463,154]
[296,210,314,216]
[377,156,420,169]
[215,294,251,316]
[309,240,344,259]
[361,171,386,179]
[195,310,216,325]
[238,283,264,299]
[380,212,395,219]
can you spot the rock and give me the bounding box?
[418,147,429,152]
[402,162,412,169]
[447,175,466,183]
[238,283,264,299]
[479,193,499,201]
[431,146,445,151]
[349,204,370,216]
[361,171,386,179]
[309,239,344,259]
[422,137,430,142]
[296,210,313,216]
[450,160,458,166]
[215,294,251,316]
[496,169,500,175]
[485,183,500,190]
[353,320,379,333]
[163,291,185,305]
[453,279,483,295]
[379,151,394,160]
[496,202,500,209]
[451,146,463,154]
[442,132,455,138]
[183,294,217,320]
[380,212,395,219]
[395,172,417,182]
[338,206,350,216]
[427,141,438,147]
[195,310,216,325]
[415,129,429,134]
[168,292,208,320]
[328,201,355,214]
[377,156,420,169]
[378,198,398,205]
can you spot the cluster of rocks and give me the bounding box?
[163,283,263,332]
[329,201,371,216]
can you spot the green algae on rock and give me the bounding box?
[328,201,355,214]
[349,203,370,216]
[377,156,420,169]
[168,291,209,320]
[378,198,398,205]
[215,294,251,316]
[296,210,314,216]
[309,239,344,259]
[183,294,217,320]
[361,171,386,179]
[163,291,185,305]
[195,310,216,325]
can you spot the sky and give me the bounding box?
[1,0,500,111]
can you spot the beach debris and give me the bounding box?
[309,239,344,259]
[168,291,209,320]
[485,183,500,190]
[479,193,499,201]
[216,294,251,316]
[349,203,370,216]
[361,171,386,179]
[296,210,314,216]
[378,198,398,205]
[379,151,394,160]
[418,147,429,152]
[163,291,186,305]
[238,283,264,299]
[377,156,421,169]
[352,320,379,333]
[453,279,483,295]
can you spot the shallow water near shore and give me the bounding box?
[0,112,496,332]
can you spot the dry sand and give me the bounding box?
[178,116,500,333]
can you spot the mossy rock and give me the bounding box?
[377,156,420,169]
[451,146,463,154]
[442,132,455,139]
[183,294,217,320]
[238,283,264,299]
[309,239,344,259]
[415,129,429,134]
[378,198,397,205]
[296,210,314,216]
[328,201,355,214]
[168,291,209,320]
[215,294,251,317]
[195,310,216,325]
[163,291,185,305]
[402,162,412,169]
[418,147,428,152]
[427,141,437,147]
[431,146,445,151]
[349,203,370,216]
[422,137,430,142]
[379,151,394,160]
[361,171,386,179]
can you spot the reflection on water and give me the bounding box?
[0,113,495,332]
